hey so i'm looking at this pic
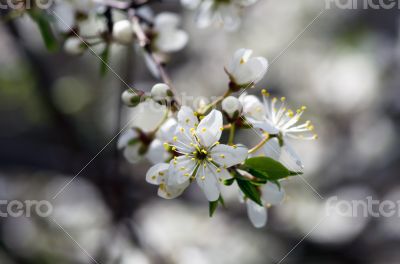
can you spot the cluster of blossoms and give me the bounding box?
[119,49,317,228]
[7,0,317,228]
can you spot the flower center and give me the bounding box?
[194,148,209,161]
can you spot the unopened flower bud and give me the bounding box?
[64,37,86,55]
[121,89,143,107]
[222,96,242,119]
[151,83,172,101]
[112,20,133,44]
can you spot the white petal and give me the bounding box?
[249,118,280,134]
[195,0,215,28]
[211,144,248,168]
[146,139,171,164]
[158,180,190,199]
[196,164,221,201]
[157,118,177,142]
[238,0,259,6]
[282,143,304,170]
[261,182,285,205]
[155,29,188,53]
[123,144,143,163]
[168,156,196,185]
[239,93,266,121]
[181,0,201,9]
[196,110,223,147]
[234,57,269,85]
[154,12,180,30]
[146,163,169,185]
[218,4,241,31]
[246,199,267,228]
[263,138,281,160]
[227,49,253,75]
[117,129,138,149]
[178,106,198,128]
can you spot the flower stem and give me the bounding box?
[248,134,270,154]
[228,123,236,145]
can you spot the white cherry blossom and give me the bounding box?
[222,96,242,118]
[153,12,188,53]
[117,129,143,164]
[242,90,317,168]
[186,0,259,31]
[165,107,248,201]
[146,163,190,199]
[243,182,285,228]
[226,49,269,87]
[113,20,134,44]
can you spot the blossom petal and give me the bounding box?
[117,129,138,149]
[146,163,169,185]
[211,144,248,168]
[282,143,304,170]
[196,164,221,201]
[154,12,180,30]
[196,110,223,147]
[263,138,281,161]
[195,0,215,28]
[158,180,190,199]
[147,139,171,164]
[246,199,267,228]
[157,118,177,142]
[181,0,201,9]
[261,182,285,205]
[168,156,197,185]
[123,144,143,163]
[155,29,188,53]
[218,4,241,31]
[239,93,265,121]
[248,118,280,135]
[178,106,198,128]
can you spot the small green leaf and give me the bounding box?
[29,11,58,51]
[100,44,110,76]
[244,157,292,181]
[209,195,225,217]
[223,178,235,186]
[236,178,262,206]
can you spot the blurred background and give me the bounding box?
[1,0,400,263]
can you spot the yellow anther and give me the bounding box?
[202,128,207,132]
[308,125,315,131]
[180,127,185,132]
[159,172,164,176]
[191,158,196,161]
[199,116,205,120]
[180,167,186,171]
[208,158,213,162]
[232,145,237,149]
[184,173,190,177]
[192,151,197,155]
[240,58,245,64]
[151,176,156,180]
[185,118,190,124]
[313,134,319,140]
[215,141,220,145]
[173,160,177,165]
[172,147,177,151]
[173,136,178,142]
[301,106,307,111]
[216,168,221,173]
[190,127,195,133]
[201,176,206,181]
[220,154,225,159]
[281,97,286,102]
[201,149,208,154]
[272,97,278,103]
[220,127,224,131]
[261,89,270,97]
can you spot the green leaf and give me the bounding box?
[236,178,262,206]
[99,44,110,76]
[244,157,293,181]
[29,11,58,52]
[209,195,225,217]
[223,178,235,186]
